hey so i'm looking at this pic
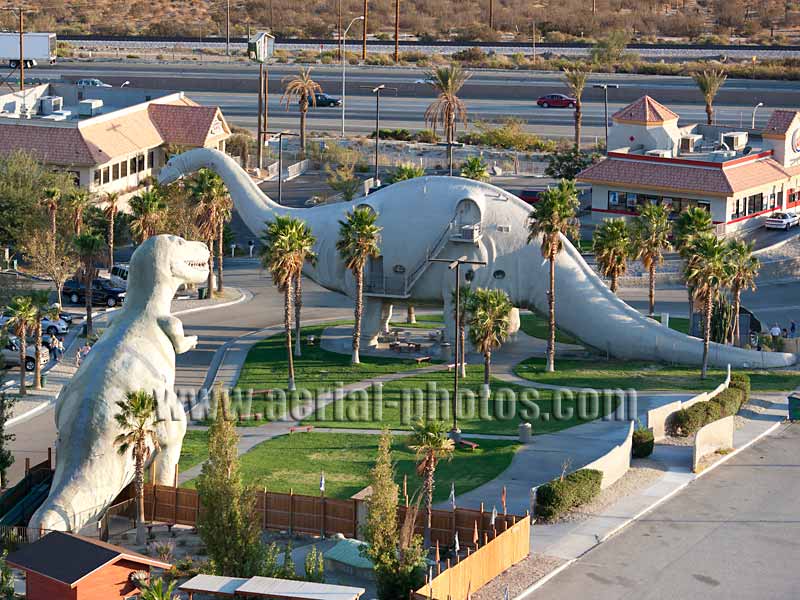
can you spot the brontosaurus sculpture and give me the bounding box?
[160,148,795,369]
[29,235,211,535]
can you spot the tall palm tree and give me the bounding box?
[336,207,381,364]
[281,67,322,154]
[68,189,92,235]
[684,234,731,378]
[114,390,160,545]
[726,239,760,346]
[73,233,106,336]
[468,288,513,395]
[424,64,471,147]
[40,187,62,248]
[129,188,166,243]
[103,192,121,268]
[187,168,228,298]
[692,69,727,125]
[563,66,591,148]
[674,207,713,328]
[630,203,672,317]
[408,419,454,547]
[450,285,474,379]
[261,216,305,391]
[593,218,631,294]
[30,290,59,390]
[291,220,317,357]
[3,295,37,396]
[526,179,580,372]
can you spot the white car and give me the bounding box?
[0,314,68,335]
[764,212,800,230]
[1,336,49,372]
[76,78,112,88]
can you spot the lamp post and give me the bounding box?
[593,83,619,154]
[427,255,487,438]
[266,131,299,205]
[341,16,365,138]
[364,84,397,185]
[751,102,764,129]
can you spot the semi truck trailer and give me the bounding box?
[0,32,57,68]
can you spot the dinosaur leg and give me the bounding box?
[152,391,188,485]
[442,287,456,345]
[362,298,391,347]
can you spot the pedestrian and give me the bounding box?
[248,240,255,258]
[77,342,91,367]
[783,328,789,338]
[52,337,64,363]
[791,320,797,338]
[770,323,782,345]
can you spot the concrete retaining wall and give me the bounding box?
[692,415,735,472]
[646,366,731,441]
[583,421,634,489]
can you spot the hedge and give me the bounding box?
[729,373,751,404]
[671,374,751,437]
[535,469,602,521]
[632,427,654,458]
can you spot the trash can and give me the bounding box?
[40,374,47,387]
[198,287,207,300]
[789,393,800,421]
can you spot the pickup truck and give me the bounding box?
[1,336,49,372]
[62,278,126,307]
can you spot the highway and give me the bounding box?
[31,61,800,137]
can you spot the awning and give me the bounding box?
[179,574,248,597]
[179,574,365,600]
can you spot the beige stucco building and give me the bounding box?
[579,95,800,233]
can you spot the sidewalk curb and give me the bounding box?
[6,400,53,429]
[514,418,785,599]
[172,288,249,317]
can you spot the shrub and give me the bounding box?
[535,469,602,521]
[415,129,439,144]
[710,387,744,417]
[632,425,654,458]
[672,399,726,437]
[729,373,751,404]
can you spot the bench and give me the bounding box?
[446,363,457,372]
[289,425,314,434]
[414,356,431,364]
[459,440,479,451]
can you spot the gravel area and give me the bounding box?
[553,458,668,524]
[472,553,565,600]
[659,434,694,446]
[754,235,800,260]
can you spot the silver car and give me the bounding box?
[1,336,49,372]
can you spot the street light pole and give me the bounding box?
[427,255,487,438]
[341,16,365,138]
[365,84,397,185]
[593,83,619,154]
[752,102,764,129]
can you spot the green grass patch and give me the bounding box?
[389,313,445,330]
[651,315,691,335]
[178,429,209,472]
[183,431,518,500]
[519,313,579,345]
[515,358,800,392]
[303,364,616,435]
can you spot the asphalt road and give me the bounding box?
[31,62,800,138]
[533,422,800,600]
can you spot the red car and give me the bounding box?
[537,94,576,108]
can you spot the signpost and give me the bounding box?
[248,32,275,172]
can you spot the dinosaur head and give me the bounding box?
[158,154,186,186]
[126,235,210,307]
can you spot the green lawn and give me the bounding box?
[519,313,579,345]
[389,313,445,330]
[303,364,617,435]
[178,429,209,472]
[514,358,800,392]
[651,315,691,335]
[182,431,519,500]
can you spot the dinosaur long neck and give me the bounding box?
[175,148,294,236]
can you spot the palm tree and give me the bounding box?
[30,290,59,390]
[103,192,121,268]
[726,239,760,346]
[526,180,580,372]
[387,163,426,183]
[692,69,727,125]
[684,234,730,378]
[630,203,672,317]
[336,207,382,364]
[73,233,106,336]
[188,168,229,298]
[450,285,474,379]
[563,66,591,148]
[114,390,160,545]
[592,218,631,294]
[68,189,92,235]
[3,295,37,396]
[140,578,178,600]
[460,156,490,182]
[40,187,62,248]
[291,220,317,357]
[129,188,166,243]
[469,288,513,395]
[408,419,454,547]
[674,207,713,329]
[281,67,322,154]
[424,64,471,147]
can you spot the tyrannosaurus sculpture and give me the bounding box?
[159,148,795,370]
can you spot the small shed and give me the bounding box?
[6,531,172,600]
[180,574,365,600]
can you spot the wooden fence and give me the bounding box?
[398,504,519,550]
[412,516,530,600]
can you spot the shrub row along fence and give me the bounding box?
[411,516,530,600]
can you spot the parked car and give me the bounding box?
[109,263,129,289]
[0,313,68,335]
[306,93,341,107]
[517,189,546,205]
[76,78,111,87]
[26,333,55,350]
[764,212,800,230]
[1,336,49,372]
[536,94,576,108]
[62,278,126,307]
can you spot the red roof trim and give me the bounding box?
[727,207,777,225]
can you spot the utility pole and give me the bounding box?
[532,20,536,63]
[225,0,231,57]
[362,0,368,61]
[394,0,400,63]
[337,0,343,61]
[489,0,494,29]
[257,63,264,170]
[0,5,36,93]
